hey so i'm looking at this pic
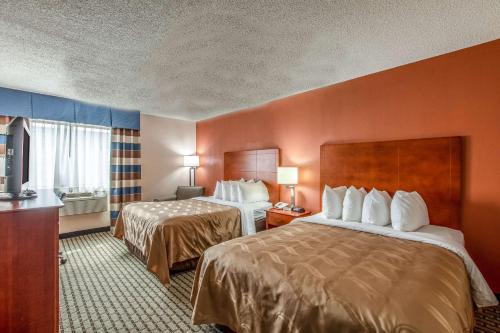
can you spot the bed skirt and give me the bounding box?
[124,239,199,273]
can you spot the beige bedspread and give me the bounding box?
[114,199,241,284]
[191,222,474,333]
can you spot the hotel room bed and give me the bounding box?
[190,138,498,333]
[113,197,271,284]
[191,216,495,332]
[190,215,497,333]
[113,148,280,284]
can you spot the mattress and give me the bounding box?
[253,209,267,221]
[248,201,272,221]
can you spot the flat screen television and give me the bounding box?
[1,117,34,199]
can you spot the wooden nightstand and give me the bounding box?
[266,208,311,229]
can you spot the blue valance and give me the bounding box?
[0,88,32,118]
[111,108,140,130]
[0,86,139,130]
[32,93,76,123]
[75,102,111,127]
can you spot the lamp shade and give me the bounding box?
[183,155,200,167]
[277,167,298,185]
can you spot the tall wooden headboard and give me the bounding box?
[224,148,280,203]
[320,137,462,229]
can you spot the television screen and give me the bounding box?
[4,117,30,194]
[22,127,29,184]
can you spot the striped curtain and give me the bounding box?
[110,128,141,226]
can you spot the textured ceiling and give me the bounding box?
[0,1,499,121]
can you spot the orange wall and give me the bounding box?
[196,39,500,291]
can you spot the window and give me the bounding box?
[29,120,111,192]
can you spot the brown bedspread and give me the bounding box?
[114,199,241,284]
[191,222,474,333]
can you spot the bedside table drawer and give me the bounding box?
[266,208,312,230]
[266,212,294,228]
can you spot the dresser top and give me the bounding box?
[0,190,63,214]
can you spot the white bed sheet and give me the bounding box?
[193,196,271,236]
[253,209,267,221]
[292,213,498,308]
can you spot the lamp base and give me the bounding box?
[188,167,197,186]
[288,185,296,209]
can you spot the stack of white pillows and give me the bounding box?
[213,179,269,203]
[322,185,430,232]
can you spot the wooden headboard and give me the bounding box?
[320,137,462,229]
[224,148,280,203]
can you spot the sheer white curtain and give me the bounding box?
[29,120,111,191]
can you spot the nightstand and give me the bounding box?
[266,208,311,229]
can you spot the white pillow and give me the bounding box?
[214,181,223,200]
[322,185,347,219]
[342,186,367,222]
[229,181,241,202]
[221,181,232,201]
[391,191,429,231]
[361,188,391,226]
[237,181,269,203]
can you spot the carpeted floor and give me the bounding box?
[60,232,500,333]
[59,232,219,333]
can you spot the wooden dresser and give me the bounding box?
[0,190,63,333]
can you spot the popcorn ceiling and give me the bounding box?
[0,0,499,120]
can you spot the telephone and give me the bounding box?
[274,202,288,209]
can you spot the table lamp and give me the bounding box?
[277,166,298,208]
[183,155,200,186]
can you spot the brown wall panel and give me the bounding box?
[224,149,280,204]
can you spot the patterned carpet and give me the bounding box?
[59,232,219,333]
[60,232,500,333]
